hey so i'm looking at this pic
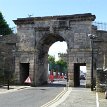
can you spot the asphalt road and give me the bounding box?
[0,80,66,107]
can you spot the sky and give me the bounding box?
[0,0,107,28]
[0,0,107,61]
[48,41,67,60]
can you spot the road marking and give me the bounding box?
[50,87,72,107]
[41,87,71,107]
[96,92,99,107]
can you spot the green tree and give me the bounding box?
[0,12,12,35]
[55,59,67,75]
[48,55,55,71]
[48,55,55,63]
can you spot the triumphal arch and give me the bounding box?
[13,13,106,87]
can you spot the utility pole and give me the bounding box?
[88,34,97,91]
[91,39,94,91]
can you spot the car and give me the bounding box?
[64,75,67,79]
[80,75,86,80]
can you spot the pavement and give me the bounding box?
[56,87,96,107]
[0,85,31,94]
[0,85,107,107]
[45,87,107,107]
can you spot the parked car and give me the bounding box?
[64,75,67,79]
[80,75,86,80]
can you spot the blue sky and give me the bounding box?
[0,0,107,28]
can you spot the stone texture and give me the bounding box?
[10,13,107,89]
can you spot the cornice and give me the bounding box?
[13,13,96,25]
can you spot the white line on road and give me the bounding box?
[50,87,72,107]
[96,92,99,107]
[41,87,71,107]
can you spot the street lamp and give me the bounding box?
[88,34,97,91]
[67,71,68,82]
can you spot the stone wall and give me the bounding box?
[0,34,17,83]
[13,13,96,86]
[95,30,107,69]
[96,68,107,92]
[1,15,107,89]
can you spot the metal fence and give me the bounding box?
[93,21,107,31]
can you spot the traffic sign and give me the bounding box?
[24,76,32,83]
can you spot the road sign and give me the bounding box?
[24,76,31,83]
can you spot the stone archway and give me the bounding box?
[35,33,66,85]
[13,13,96,87]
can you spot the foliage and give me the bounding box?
[56,59,67,67]
[55,59,67,73]
[48,55,55,63]
[48,55,55,71]
[48,55,67,73]
[0,12,12,35]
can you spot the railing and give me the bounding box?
[93,21,107,31]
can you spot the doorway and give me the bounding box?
[74,63,86,87]
[20,63,29,84]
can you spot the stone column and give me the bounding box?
[67,49,75,87]
[32,52,38,86]
[43,54,48,84]
[32,51,48,86]
[96,68,107,92]
[86,63,91,87]
[29,58,34,85]
[68,62,74,87]
[14,56,20,84]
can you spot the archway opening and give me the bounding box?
[80,66,87,86]
[48,41,67,61]
[74,63,86,87]
[48,41,67,86]
[36,34,68,86]
[20,63,29,84]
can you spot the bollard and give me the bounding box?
[105,90,107,99]
[66,82,69,87]
[105,86,107,99]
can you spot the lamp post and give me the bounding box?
[88,34,96,91]
[67,71,68,82]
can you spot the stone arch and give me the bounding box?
[13,13,96,87]
[35,33,68,85]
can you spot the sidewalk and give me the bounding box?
[50,87,107,107]
[98,91,107,107]
[0,85,30,94]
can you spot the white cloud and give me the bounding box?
[80,66,87,73]
[48,41,67,60]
